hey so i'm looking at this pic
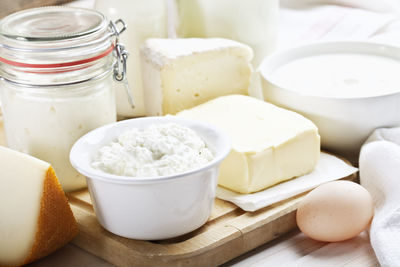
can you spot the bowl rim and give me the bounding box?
[258,40,400,100]
[70,116,231,184]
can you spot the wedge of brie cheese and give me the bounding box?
[140,38,253,115]
[0,146,78,266]
[177,95,320,193]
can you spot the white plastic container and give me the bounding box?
[0,7,130,191]
[70,116,231,240]
[176,0,279,66]
[259,41,400,161]
[95,0,167,117]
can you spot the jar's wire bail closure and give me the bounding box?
[110,19,135,109]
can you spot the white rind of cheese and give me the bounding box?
[0,146,78,266]
[140,38,253,115]
[177,95,321,194]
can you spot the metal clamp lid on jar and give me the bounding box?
[109,19,134,108]
[0,6,135,108]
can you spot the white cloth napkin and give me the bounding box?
[278,0,400,52]
[216,152,358,212]
[360,128,400,267]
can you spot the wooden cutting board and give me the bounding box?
[0,119,357,266]
[66,189,305,267]
[66,172,357,266]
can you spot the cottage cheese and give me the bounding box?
[92,123,214,177]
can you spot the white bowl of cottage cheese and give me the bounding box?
[70,116,231,240]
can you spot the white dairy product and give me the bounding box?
[0,7,121,192]
[92,123,214,177]
[177,0,278,66]
[270,53,400,98]
[177,95,320,194]
[0,146,78,266]
[140,38,253,115]
[0,77,116,191]
[95,0,167,117]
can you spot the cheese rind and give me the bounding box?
[140,38,253,115]
[0,146,78,266]
[177,95,320,193]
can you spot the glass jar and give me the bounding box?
[95,0,167,117]
[0,7,130,191]
[177,0,279,66]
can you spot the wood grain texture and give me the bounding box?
[223,229,379,267]
[67,170,357,267]
[0,0,75,18]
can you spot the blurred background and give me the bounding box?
[0,0,75,18]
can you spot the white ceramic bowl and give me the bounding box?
[259,41,400,161]
[70,116,231,240]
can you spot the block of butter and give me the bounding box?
[177,95,321,193]
[0,146,78,266]
[140,38,253,115]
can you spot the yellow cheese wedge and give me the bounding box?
[140,38,253,115]
[177,95,321,193]
[0,146,78,266]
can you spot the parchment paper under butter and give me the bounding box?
[216,152,358,212]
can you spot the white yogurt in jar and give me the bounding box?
[270,53,400,98]
[0,77,116,191]
[0,7,123,192]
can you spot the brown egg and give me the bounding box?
[296,180,374,242]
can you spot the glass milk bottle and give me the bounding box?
[0,7,130,191]
[177,0,279,66]
[95,0,167,117]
